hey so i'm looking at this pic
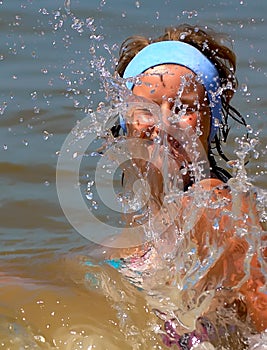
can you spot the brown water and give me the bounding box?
[0,0,266,349]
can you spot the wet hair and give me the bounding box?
[113,24,247,183]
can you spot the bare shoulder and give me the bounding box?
[197,178,231,199]
[198,178,228,190]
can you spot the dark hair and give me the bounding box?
[113,24,247,182]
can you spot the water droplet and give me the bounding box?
[30,91,37,100]
[0,102,7,115]
[43,130,53,140]
[182,10,198,19]
[40,8,49,15]
[213,218,219,230]
[180,167,188,175]
[64,0,71,15]
[34,334,46,343]
[135,1,140,8]
[213,118,220,127]
[71,18,84,33]
[241,83,248,92]
[3,144,8,150]
[91,201,98,210]
[153,135,161,144]
[253,151,259,159]
[246,124,253,133]
[86,192,93,200]
[22,139,29,146]
[53,10,61,19]
[90,151,100,157]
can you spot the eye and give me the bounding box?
[173,104,196,115]
[127,108,157,128]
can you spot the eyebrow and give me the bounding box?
[179,90,207,105]
[180,95,200,104]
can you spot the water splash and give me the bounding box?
[43,2,267,347]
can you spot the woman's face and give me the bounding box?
[130,64,211,154]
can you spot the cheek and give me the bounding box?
[179,113,210,136]
[179,114,198,130]
[178,113,210,151]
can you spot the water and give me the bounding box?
[0,0,266,348]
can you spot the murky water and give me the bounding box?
[0,0,266,349]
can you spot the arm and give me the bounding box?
[192,179,266,332]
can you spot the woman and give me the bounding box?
[105,24,266,348]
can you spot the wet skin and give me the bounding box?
[123,64,212,200]
[130,64,211,152]
[121,64,267,332]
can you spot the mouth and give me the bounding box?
[133,127,187,163]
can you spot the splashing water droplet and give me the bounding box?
[91,201,98,210]
[30,91,37,100]
[180,167,188,176]
[43,130,53,141]
[180,32,186,40]
[40,8,49,15]
[90,151,100,157]
[241,83,248,92]
[182,10,198,19]
[34,106,40,114]
[86,192,93,201]
[246,124,253,134]
[64,0,71,15]
[0,102,7,115]
[212,218,219,230]
[213,118,220,127]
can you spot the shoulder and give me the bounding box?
[196,178,231,200]
[197,178,228,190]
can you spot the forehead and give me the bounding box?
[132,64,206,103]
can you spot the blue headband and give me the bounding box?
[121,41,222,142]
